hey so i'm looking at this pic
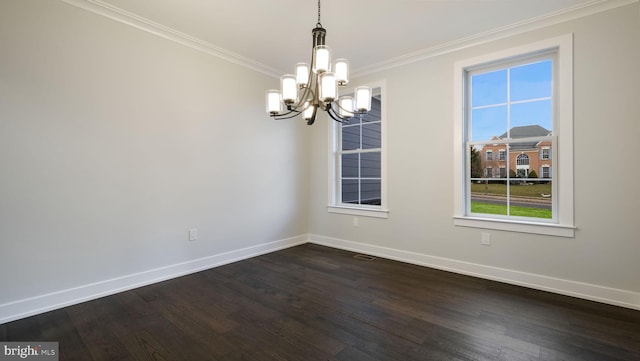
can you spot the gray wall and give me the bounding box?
[0,0,309,321]
[308,3,640,306]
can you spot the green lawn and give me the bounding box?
[471,182,551,198]
[471,202,552,218]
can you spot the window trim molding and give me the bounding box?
[453,34,574,237]
[328,80,389,218]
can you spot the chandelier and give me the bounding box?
[265,0,372,125]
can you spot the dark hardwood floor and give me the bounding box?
[2,244,639,360]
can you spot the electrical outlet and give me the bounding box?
[353,217,359,227]
[189,228,198,241]
[481,232,491,246]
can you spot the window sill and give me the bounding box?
[328,205,389,219]
[453,216,575,237]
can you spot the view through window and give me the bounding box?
[339,90,382,206]
[467,57,555,220]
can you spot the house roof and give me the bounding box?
[497,125,551,151]
[499,125,551,139]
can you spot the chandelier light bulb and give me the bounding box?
[313,45,331,73]
[335,59,349,86]
[319,72,337,102]
[280,74,297,104]
[295,63,310,87]
[355,86,372,112]
[338,96,354,118]
[266,90,282,114]
[303,102,315,120]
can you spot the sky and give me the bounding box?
[470,59,552,142]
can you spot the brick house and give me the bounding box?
[479,125,552,179]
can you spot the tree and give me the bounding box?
[470,146,483,178]
[528,170,538,178]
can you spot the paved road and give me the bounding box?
[471,194,551,210]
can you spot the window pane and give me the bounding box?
[471,69,507,107]
[511,100,552,130]
[469,145,483,179]
[361,179,381,205]
[510,60,552,102]
[508,138,553,177]
[471,180,508,215]
[362,122,381,149]
[342,179,359,204]
[341,153,359,178]
[342,125,360,150]
[509,179,552,219]
[471,106,507,142]
[361,152,381,178]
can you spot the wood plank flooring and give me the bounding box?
[2,244,639,360]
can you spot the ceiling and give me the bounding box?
[94,0,595,75]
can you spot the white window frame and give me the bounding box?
[328,80,388,218]
[453,34,575,237]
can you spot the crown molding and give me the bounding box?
[59,0,282,78]
[352,0,639,78]
[59,0,637,79]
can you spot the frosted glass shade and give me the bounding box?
[355,86,372,112]
[296,63,309,86]
[338,96,354,118]
[313,46,331,73]
[335,59,349,86]
[266,90,281,114]
[319,72,337,102]
[281,74,297,104]
[303,103,315,120]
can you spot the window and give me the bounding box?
[540,148,551,160]
[453,35,574,237]
[329,83,388,218]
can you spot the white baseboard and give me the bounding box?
[0,235,308,324]
[309,234,640,311]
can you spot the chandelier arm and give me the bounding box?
[297,86,315,108]
[332,99,357,118]
[326,104,349,123]
[271,107,304,118]
[273,110,303,120]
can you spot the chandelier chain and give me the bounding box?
[317,0,322,27]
